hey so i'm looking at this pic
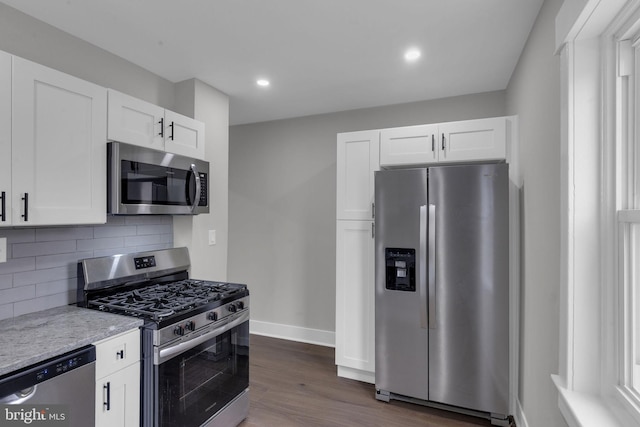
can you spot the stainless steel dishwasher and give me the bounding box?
[0,345,96,426]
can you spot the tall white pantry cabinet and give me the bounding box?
[335,116,512,384]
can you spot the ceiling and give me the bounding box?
[0,0,544,125]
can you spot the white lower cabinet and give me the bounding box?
[335,220,375,383]
[94,329,140,427]
[95,363,140,427]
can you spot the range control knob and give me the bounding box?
[185,321,195,331]
[207,312,218,321]
[236,301,245,310]
[173,326,184,336]
[228,304,237,313]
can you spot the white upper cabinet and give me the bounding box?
[380,124,438,167]
[9,56,107,226]
[163,109,205,159]
[380,117,507,167]
[0,51,11,225]
[107,89,164,151]
[439,117,506,163]
[336,130,379,220]
[108,89,205,159]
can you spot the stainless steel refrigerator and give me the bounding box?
[374,163,509,426]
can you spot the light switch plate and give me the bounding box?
[0,237,6,263]
[208,230,216,246]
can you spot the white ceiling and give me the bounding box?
[0,0,544,125]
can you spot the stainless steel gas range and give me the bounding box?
[77,247,250,427]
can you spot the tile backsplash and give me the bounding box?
[0,216,173,320]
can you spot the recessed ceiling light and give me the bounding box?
[256,79,270,87]
[404,48,421,62]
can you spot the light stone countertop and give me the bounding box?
[0,305,143,377]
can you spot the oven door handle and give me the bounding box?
[155,310,249,365]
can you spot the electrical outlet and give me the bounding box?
[208,230,216,246]
[0,237,6,263]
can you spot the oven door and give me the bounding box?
[154,311,249,427]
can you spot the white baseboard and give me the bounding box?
[337,365,375,384]
[515,398,530,427]
[249,319,335,347]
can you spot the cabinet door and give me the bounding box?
[164,110,205,159]
[107,89,164,151]
[335,220,375,379]
[0,52,11,227]
[380,124,438,166]
[95,362,140,427]
[439,117,506,163]
[94,329,141,379]
[336,131,379,220]
[12,57,107,225]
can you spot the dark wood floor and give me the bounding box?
[239,334,495,427]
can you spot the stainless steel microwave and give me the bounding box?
[108,142,209,215]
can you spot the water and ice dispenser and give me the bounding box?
[384,248,416,291]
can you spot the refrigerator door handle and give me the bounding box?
[428,204,436,329]
[419,205,428,329]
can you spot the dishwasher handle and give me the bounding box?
[0,386,37,404]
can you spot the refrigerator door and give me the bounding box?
[374,168,429,400]
[428,163,509,415]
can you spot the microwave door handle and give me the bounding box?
[189,164,201,212]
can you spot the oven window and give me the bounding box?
[122,160,195,206]
[157,321,249,427]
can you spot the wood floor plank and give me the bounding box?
[239,334,494,427]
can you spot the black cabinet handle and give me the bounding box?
[169,122,175,140]
[159,117,164,137]
[431,134,435,152]
[21,193,28,222]
[442,134,445,151]
[116,350,124,359]
[104,382,111,411]
[0,191,5,222]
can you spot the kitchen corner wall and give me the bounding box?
[0,216,173,320]
[228,91,506,341]
[505,0,566,426]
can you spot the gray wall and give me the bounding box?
[228,92,506,333]
[505,0,566,426]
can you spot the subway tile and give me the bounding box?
[14,266,74,287]
[12,240,76,258]
[0,304,13,321]
[125,216,168,226]
[124,234,161,247]
[0,257,35,275]
[0,228,36,243]
[36,251,93,270]
[104,216,126,225]
[93,225,137,239]
[0,274,12,290]
[36,279,75,297]
[0,286,35,304]
[92,247,139,258]
[36,227,93,242]
[135,243,172,252]
[137,224,171,236]
[160,233,173,244]
[76,237,124,251]
[13,291,75,317]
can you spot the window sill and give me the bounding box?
[552,375,637,427]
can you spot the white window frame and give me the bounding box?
[554,1,640,425]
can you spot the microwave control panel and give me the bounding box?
[198,173,208,206]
